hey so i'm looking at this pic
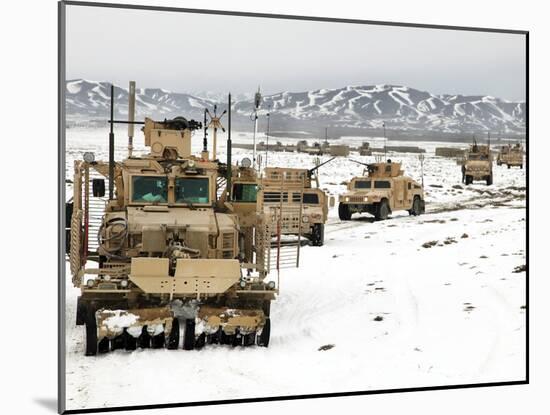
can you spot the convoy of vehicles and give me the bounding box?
[65,81,525,356]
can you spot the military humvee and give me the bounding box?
[461,142,493,185]
[67,85,303,355]
[228,158,334,247]
[496,143,524,169]
[338,160,425,221]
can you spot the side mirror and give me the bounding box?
[329,196,335,208]
[92,178,106,197]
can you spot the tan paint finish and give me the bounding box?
[129,257,240,295]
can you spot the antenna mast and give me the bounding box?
[202,109,208,159]
[265,104,271,168]
[383,122,387,160]
[252,86,261,171]
[419,154,425,188]
[127,81,135,158]
[109,84,115,200]
[226,93,232,198]
[206,104,226,161]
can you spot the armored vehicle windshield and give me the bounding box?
[132,175,168,203]
[354,180,372,189]
[303,192,319,204]
[232,183,258,202]
[468,153,489,160]
[175,177,210,204]
[374,180,391,189]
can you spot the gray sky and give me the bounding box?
[66,5,526,101]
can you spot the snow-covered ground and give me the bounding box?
[64,128,526,410]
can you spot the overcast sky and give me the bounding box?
[66,5,526,101]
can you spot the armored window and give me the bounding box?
[303,193,319,204]
[408,182,412,190]
[414,184,421,189]
[374,180,391,189]
[263,192,288,203]
[291,193,302,203]
[354,180,371,189]
[175,177,210,204]
[232,183,258,203]
[131,176,168,203]
[385,165,392,172]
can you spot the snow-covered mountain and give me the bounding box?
[66,79,525,134]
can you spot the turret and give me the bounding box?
[142,117,202,160]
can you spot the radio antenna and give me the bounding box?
[252,86,261,171]
[202,108,208,159]
[206,104,226,161]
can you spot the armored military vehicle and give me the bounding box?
[497,143,524,169]
[461,140,493,185]
[67,84,303,355]
[228,158,334,247]
[338,160,425,221]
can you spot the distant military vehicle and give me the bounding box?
[67,84,304,355]
[338,160,425,221]
[358,142,372,156]
[229,158,335,246]
[497,143,524,169]
[461,140,493,185]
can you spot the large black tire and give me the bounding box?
[183,319,195,350]
[98,337,110,354]
[76,297,86,326]
[375,199,390,221]
[411,196,422,216]
[258,318,271,347]
[310,223,325,246]
[138,326,152,348]
[85,309,98,356]
[486,174,493,186]
[124,329,137,351]
[166,318,180,350]
[338,203,352,221]
[262,300,271,317]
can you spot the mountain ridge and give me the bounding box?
[65,79,525,135]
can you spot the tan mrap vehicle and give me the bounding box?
[461,142,493,185]
[496,143,524,169]
[228,159,334,246]
[67,86,303,355]
[338,160,425,221]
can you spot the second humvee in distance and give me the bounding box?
[496,143,524,169]
[338,160,425,221]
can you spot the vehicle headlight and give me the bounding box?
[120,279,128,288]
[267,281,276,290]
[187,160,196,168]
[103,274,111,282]
[363,196,369,202]
[239,280,247,289]
[302,215,309,223]
[86,279,95,288]
[345,197,350,202]
[241,157,252,168]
